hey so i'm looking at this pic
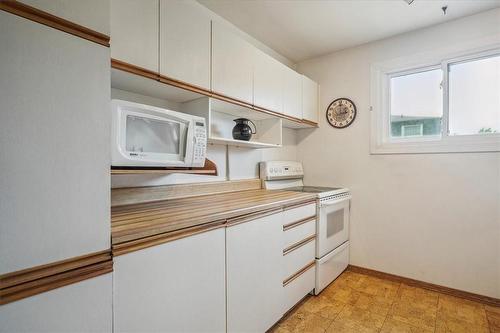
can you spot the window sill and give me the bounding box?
[370,134,500,154]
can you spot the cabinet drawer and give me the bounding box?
[283,218,316,249]
[283,238,315,279]
[283,203,316,226]
[283,264,315,313]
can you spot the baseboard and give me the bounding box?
[347,265,500,307]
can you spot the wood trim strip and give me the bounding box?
[347,265,500,307]
[283,216,316,231]
[111,159,218,176]
[283,234,316,256]
[110,59,318,128]
[283,200,317,211]
[283,261,315,286]
[0,0,110,47]
[0,250,113,305]
[226,207,283,227]
[113,220,226,256]
[111,179,262,207]
[111,58,159,80]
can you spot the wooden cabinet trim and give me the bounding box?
[110,59,318,127]
[283,216,316,231]
[226,207,283,228]
[0,250,112,305]
[0,0,110,47]
[113,220,226,256]
[283,235,316,256]
[283,200,317,211]
[283,261,315,287]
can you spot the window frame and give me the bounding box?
[370,46,500,154]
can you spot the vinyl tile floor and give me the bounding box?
[270,270,500,333]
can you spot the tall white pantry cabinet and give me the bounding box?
[0,4,112,332]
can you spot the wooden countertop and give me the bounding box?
[111,189,316,255]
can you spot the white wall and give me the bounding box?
[110,90,297,188]
[296,8,500,298]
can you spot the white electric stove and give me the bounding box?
[260,161,351,294]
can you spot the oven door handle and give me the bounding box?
[319,195,351,207]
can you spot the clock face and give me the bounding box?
[326,98,357,128]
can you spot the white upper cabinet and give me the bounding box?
[254,49,283,113]
[302,75,320,123]
[20,0,110,35]
[226,212,284,332]
[110,0,159,72]
[160,0,211,89]
[212,22,254,104]
[282,65,302,119]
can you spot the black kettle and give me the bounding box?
[232,118,256,141]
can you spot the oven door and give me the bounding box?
[317,197,350,258]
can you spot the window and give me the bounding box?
[371,48,500,154]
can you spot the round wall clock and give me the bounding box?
[326,98,357,128]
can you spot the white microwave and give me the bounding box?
[111,99,207,167]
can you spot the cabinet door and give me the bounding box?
[302,75,320,123]
[212,22,254,104]
[227,213,284,332]
[0,274,112,333]
[110,0,159,72]
[254,49,283,113]
[160,0,211,89]
[114,229,226,333]
[282,66,302,119]
[0,11,110,274]
[20,0,110,35]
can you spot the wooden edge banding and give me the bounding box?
[111,58,159,80]
[111,158,218,176]
[283,200,317,211]
[283,261,315,286]
[0,250,113,305]
[283,235,316,256]
[110,59,319,128]
[347,265,500,307]
[226,207,283,227]
[0,0,110,47]
[113,220,226,256]
[283,216,316,231]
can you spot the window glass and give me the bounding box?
[390,69,443,138]
[448,55,500,135]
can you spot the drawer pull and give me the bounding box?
[283,234,316,256]
[283,216,316,231]
[283,200,316,211]
[283,261,315,286]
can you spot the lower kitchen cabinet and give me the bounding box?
[113,228,226,333]
[0,274,112,333]
[226,212,284,333]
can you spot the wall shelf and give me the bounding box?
[111,159,218,176]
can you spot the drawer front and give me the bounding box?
[315,241,349,295]
[283,203,316,226]
[283,265,315,313]
[283,218,316,249]
[283,239,315,279]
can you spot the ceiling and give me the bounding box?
[198,0,500,63]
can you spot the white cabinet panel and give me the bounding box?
[110,0,159,72]
[160,0,211,89]
[114,229,226,333]
[0,12,110,274]
[254,49,283,113]
[20,0,110,35]
[212,22,254,103]
[227,213,284,332]
[283,267,315,312]
[282,66,302,119]
[302,75,320,123]
[0,274,112,333]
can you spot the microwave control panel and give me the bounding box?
[193,121,207,166]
